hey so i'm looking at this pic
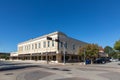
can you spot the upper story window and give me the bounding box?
[19,46,23,51]
[73,44,75,50]
[60,42,63,47]
[48,41,50,47]
[28,45,30,50]
[32,44,34,49]
[26,45,28,50]
[65,51,67,54]
[43,41,46,48]
[22,46,23,51]
[52,40,54,47]
[64,42,67,49]
[35,43,37,49]
[79,46,81,48]
[38,43,41,48]
[25,45,28,50]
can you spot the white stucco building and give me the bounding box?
[11,31,88,63]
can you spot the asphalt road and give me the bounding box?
[0,60,120,80]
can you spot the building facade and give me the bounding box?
[11,31,88,63]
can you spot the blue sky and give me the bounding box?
[0,0,120,52]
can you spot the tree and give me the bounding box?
[114,40,120,59]
[79,44,99,61]
[0,54,9,60]
[109,52,119,59]
[114,40,120,51]
[104,46,114,54]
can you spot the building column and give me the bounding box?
[30,54,32,60]
[50,55,53,61]
[56,53,62,63]
[37,55,39,61]
[77,55,79,61]
[69,55,72,61]
[41,55,43,60]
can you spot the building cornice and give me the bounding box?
[18,31,67,45]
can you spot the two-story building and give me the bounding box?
[10,31,88,63]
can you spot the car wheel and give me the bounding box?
[102,61,105,64]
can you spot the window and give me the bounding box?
[28,45,29,50]
[38,43,41,48]
[19,46,23,51]
[23,47,24,51]
[25,46,27,51]
[19,47,21,51]
[65,51,67,54]
[32,44,34,49]
[43,41,46,48]
[73,44,75,50]
[27,45,28,50]
[22,46,23,51]
[52,40,54,47]
[29,44,30,50]
[65,42,67,49]
[60,42,63,47]
[48,41,50,47]
[35,43,37,49]
[24,46,25,50]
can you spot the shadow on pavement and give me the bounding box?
[49,67,71,71]
[0,62,32,66]
[55,77,89,80]
[0,65,39,71]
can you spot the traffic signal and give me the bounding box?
[46,37,52,40]
[55,39,60,42]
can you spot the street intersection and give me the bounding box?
[0,61,120,80]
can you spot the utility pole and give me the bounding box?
[46,52,48,64]
[63,42,66,64]
[84,48,86,65]
[46,37,52,64]
[46,36,66,64]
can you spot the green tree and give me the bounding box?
[114,40,120,51]
[0,54,9,60]
[104,46,114,54]
[104,46,115,57]
[79,44,99,61]
[114,40,120,59]
[109,52,119,59]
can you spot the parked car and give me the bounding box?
[110,59,119,62]
[93,58,106,64]
[105,57,111,62]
